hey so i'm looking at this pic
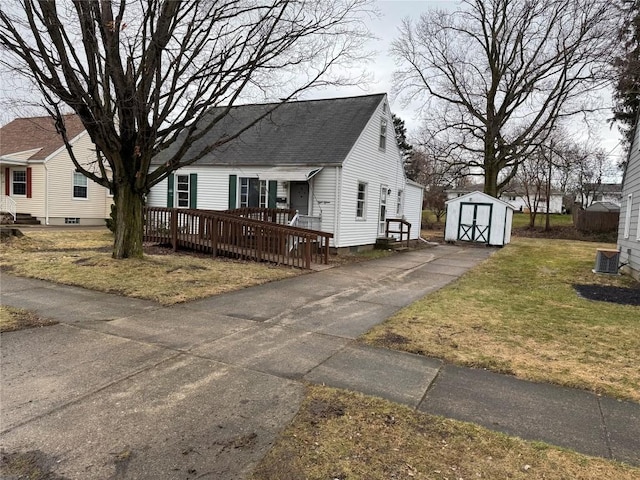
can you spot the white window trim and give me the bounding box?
[624,193,633,239]
[72,171,89,200]
[356,181,367,220]
[636,204,640,241]
[11,168,27,197]
[239,177,267,208]
[396,189,404,216]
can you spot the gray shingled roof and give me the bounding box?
[152,94,385,167]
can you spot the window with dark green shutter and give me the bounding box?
[167,175,175,207]
[229,175,237,209]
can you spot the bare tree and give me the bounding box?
[515,148,550,228]
[392,0,616,198]
[0,0,373,258]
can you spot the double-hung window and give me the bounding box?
[73,171,88,199]
[176,174,190,208]
[379,118,387,150]
[396,189,403,216]
[240,178,266,207]
[12,170,26,195]
[356,182,367,219]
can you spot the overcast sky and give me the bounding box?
[0,0,624,174]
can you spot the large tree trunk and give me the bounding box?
[113,183,144,259]
[484,161,499,198]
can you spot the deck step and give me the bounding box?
[14,213,41,225]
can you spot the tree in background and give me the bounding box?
[612,0,640,153]
[0,0,373,258]
[392,0,617,198]
[392,114,413,165]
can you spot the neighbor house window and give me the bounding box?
[73,171,88,199]
[379,118,387,150]
[176,174,190,207]
[356,182,367,219]
[12,170,26,195]
[624,193,633,239]
[240,177,266,207]
[396,189,403,216]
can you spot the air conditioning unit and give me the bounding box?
[593,249,620,274]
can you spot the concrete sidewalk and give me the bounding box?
[1,245,638,479]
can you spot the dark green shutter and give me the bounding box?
[228,175,237,209]
[268,180,277,208]
[189,173,197,209]
[167,174,174,207]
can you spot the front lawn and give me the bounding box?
[0,229,300,305]
[364,237,640,401]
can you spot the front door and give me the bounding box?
[290,181,309,215]
[379,185,388,235]
[458,203,492,243]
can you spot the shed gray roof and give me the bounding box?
[152,94,385,167]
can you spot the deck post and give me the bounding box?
[171,209,178,251]
[304,237,311,269]
[324,235,330,264]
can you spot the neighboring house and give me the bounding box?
[618,122,640,280]
[445,184,564,213]
[585,201,620,213]
[148,94,423,249]
[0,115,112,225]
[578,183,623,207]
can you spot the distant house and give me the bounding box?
[618,122,640,280]
[578,183,623,207]
[445,184,563,214]
[148,94,423,249]
[585,201,620,213]
[0,115,112,226]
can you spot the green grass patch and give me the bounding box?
[511,212,574,228]
[253,386,640,480]
[364,237,640,401]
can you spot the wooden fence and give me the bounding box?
[143,207,332,269]
[224,207,296,225]
[573,210,620,233]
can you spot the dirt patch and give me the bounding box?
[574,284,640,306]
[307,398,345,424]
[0,450,67,480]
[372,331,412,347]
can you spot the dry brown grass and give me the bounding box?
[364,237,640,401]
[0,306,57,332]
[253,386,640,480]
[0,229,300,305]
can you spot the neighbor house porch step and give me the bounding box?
[14,213,41,225]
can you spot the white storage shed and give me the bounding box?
[445,191,514,246]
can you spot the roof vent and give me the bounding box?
[593,249,620,274]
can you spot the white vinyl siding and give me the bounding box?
[404,182,424,240]
[46,131,112,223]
[617,120,640,279]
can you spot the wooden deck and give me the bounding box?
[143,207,333,269]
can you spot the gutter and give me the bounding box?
[44,162,49,225]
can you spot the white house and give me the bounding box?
[618,121,640,280]
[445,191,514,246]
[148,94,423,249]
[0,115,112,226]
[579,183,623,208]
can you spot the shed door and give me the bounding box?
[458,203,492,243]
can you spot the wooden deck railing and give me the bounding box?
[385,218,412,247]
[143,207,332,269]
[224,207,296,225]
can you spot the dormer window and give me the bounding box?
[379,118,387,150]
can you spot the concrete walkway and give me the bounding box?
[1,245,638,479]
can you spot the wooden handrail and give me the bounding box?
[385,218,411,248]
[143,207,333,269]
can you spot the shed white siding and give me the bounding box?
[403,181,424,240]
[618,122,640,280]
[445,191,513,246]
[337,97,408,247]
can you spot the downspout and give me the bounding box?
[44,162,49,225]
[333,166,341,247]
